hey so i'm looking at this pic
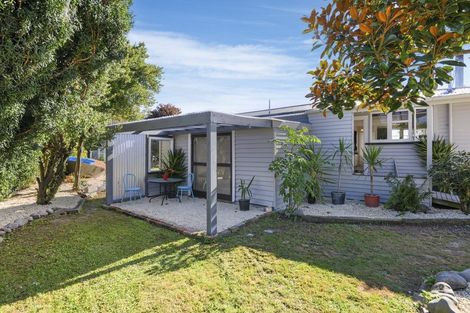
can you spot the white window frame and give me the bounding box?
[368,108,427,143]
[147,137,173,173]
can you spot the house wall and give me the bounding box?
[174,133,191,176]
[109,133,146,202]
[433,103,449,141]
[451,103,470,151]
[307,111,426,203]
[234,128,276,208]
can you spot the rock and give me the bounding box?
[0,237,3,243]
[432,282,455,296]
[246,233,254,237]
[31,213,41,219]
[14,218,28,227]
[6,222,19,230]
[427,297,460,313]
[3,227,11,233]
[46,208,54,214]
[458,269,470,282]
[28,216,33,221]
[263,229,275,234]
[436,271,469,290]
[0,230,5,237]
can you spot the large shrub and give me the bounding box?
[269,126,328,215]
[384,175,431,213]
[429,151,470,214]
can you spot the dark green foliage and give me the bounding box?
[415,136,456,166]
[384,175,431,213]
[162,149,187,179]
[269,126,327,214]
[36,135,73,204]
[430,151,470,214]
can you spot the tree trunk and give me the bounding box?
[36,135,72,205]
[73,135,84,191]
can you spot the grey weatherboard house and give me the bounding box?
[106,80,470,236]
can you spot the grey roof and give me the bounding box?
[432,87,470,97]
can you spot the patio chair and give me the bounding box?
[177,173,194,202]
[122,173,142,202]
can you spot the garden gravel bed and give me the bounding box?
[0,183,82,235]
[297,200,470,224]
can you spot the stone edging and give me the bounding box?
[296,214,470,226]
[0,198,85,243]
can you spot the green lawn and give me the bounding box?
[0,198,469,313]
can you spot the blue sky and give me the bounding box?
[130,0,326,113]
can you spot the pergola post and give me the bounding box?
[206,122,217,236]
[426,105,434,207]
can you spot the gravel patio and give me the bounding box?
[297,200,470,224]
[110,197,269,235]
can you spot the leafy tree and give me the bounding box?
[0,0,77,198]
[303,0,470,117]
[146,103,182,119]
[100,43,163,121]
[33,0,132,204]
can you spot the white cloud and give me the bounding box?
[128,30,315,113]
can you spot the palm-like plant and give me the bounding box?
[162,149,187,179]
[362,146,383,195]
[238,176,255,200]
[332,138,352,192]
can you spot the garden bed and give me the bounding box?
[297,200,470,225]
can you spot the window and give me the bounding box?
[148,138,172,172]
[370,109,426,142]
[415,109,427,138]
[391,111,410,140]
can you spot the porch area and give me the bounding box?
[109,197,268,235]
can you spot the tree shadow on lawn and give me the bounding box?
[0,199,219,306]
[1,199,469,307]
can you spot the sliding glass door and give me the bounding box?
[192,133,232,200]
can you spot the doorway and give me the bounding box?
[191,133,232,200]
[354,115,368,174]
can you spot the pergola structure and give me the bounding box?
[107,111,302,236]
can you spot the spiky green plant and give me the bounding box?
[162,149,187,179]
[332,138,352,192]
[362,146,384,195]
[238,176,255,200]
[415,136,456,166]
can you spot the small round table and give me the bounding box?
[147,177,184,205]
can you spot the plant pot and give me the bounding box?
[307,194,316,204]
[364,194,380,207]
[239,199,250,211]
[331,191,346,205]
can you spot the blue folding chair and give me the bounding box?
[122,173,142,202]
[177,173,194,202]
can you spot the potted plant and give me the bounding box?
[362,145,384,207]
[238,176,255,211]
[331,138,352,205]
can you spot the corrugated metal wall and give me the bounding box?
[234,128,276,208]
[111,134,146,202]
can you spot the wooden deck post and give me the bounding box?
[206,122,218,236]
